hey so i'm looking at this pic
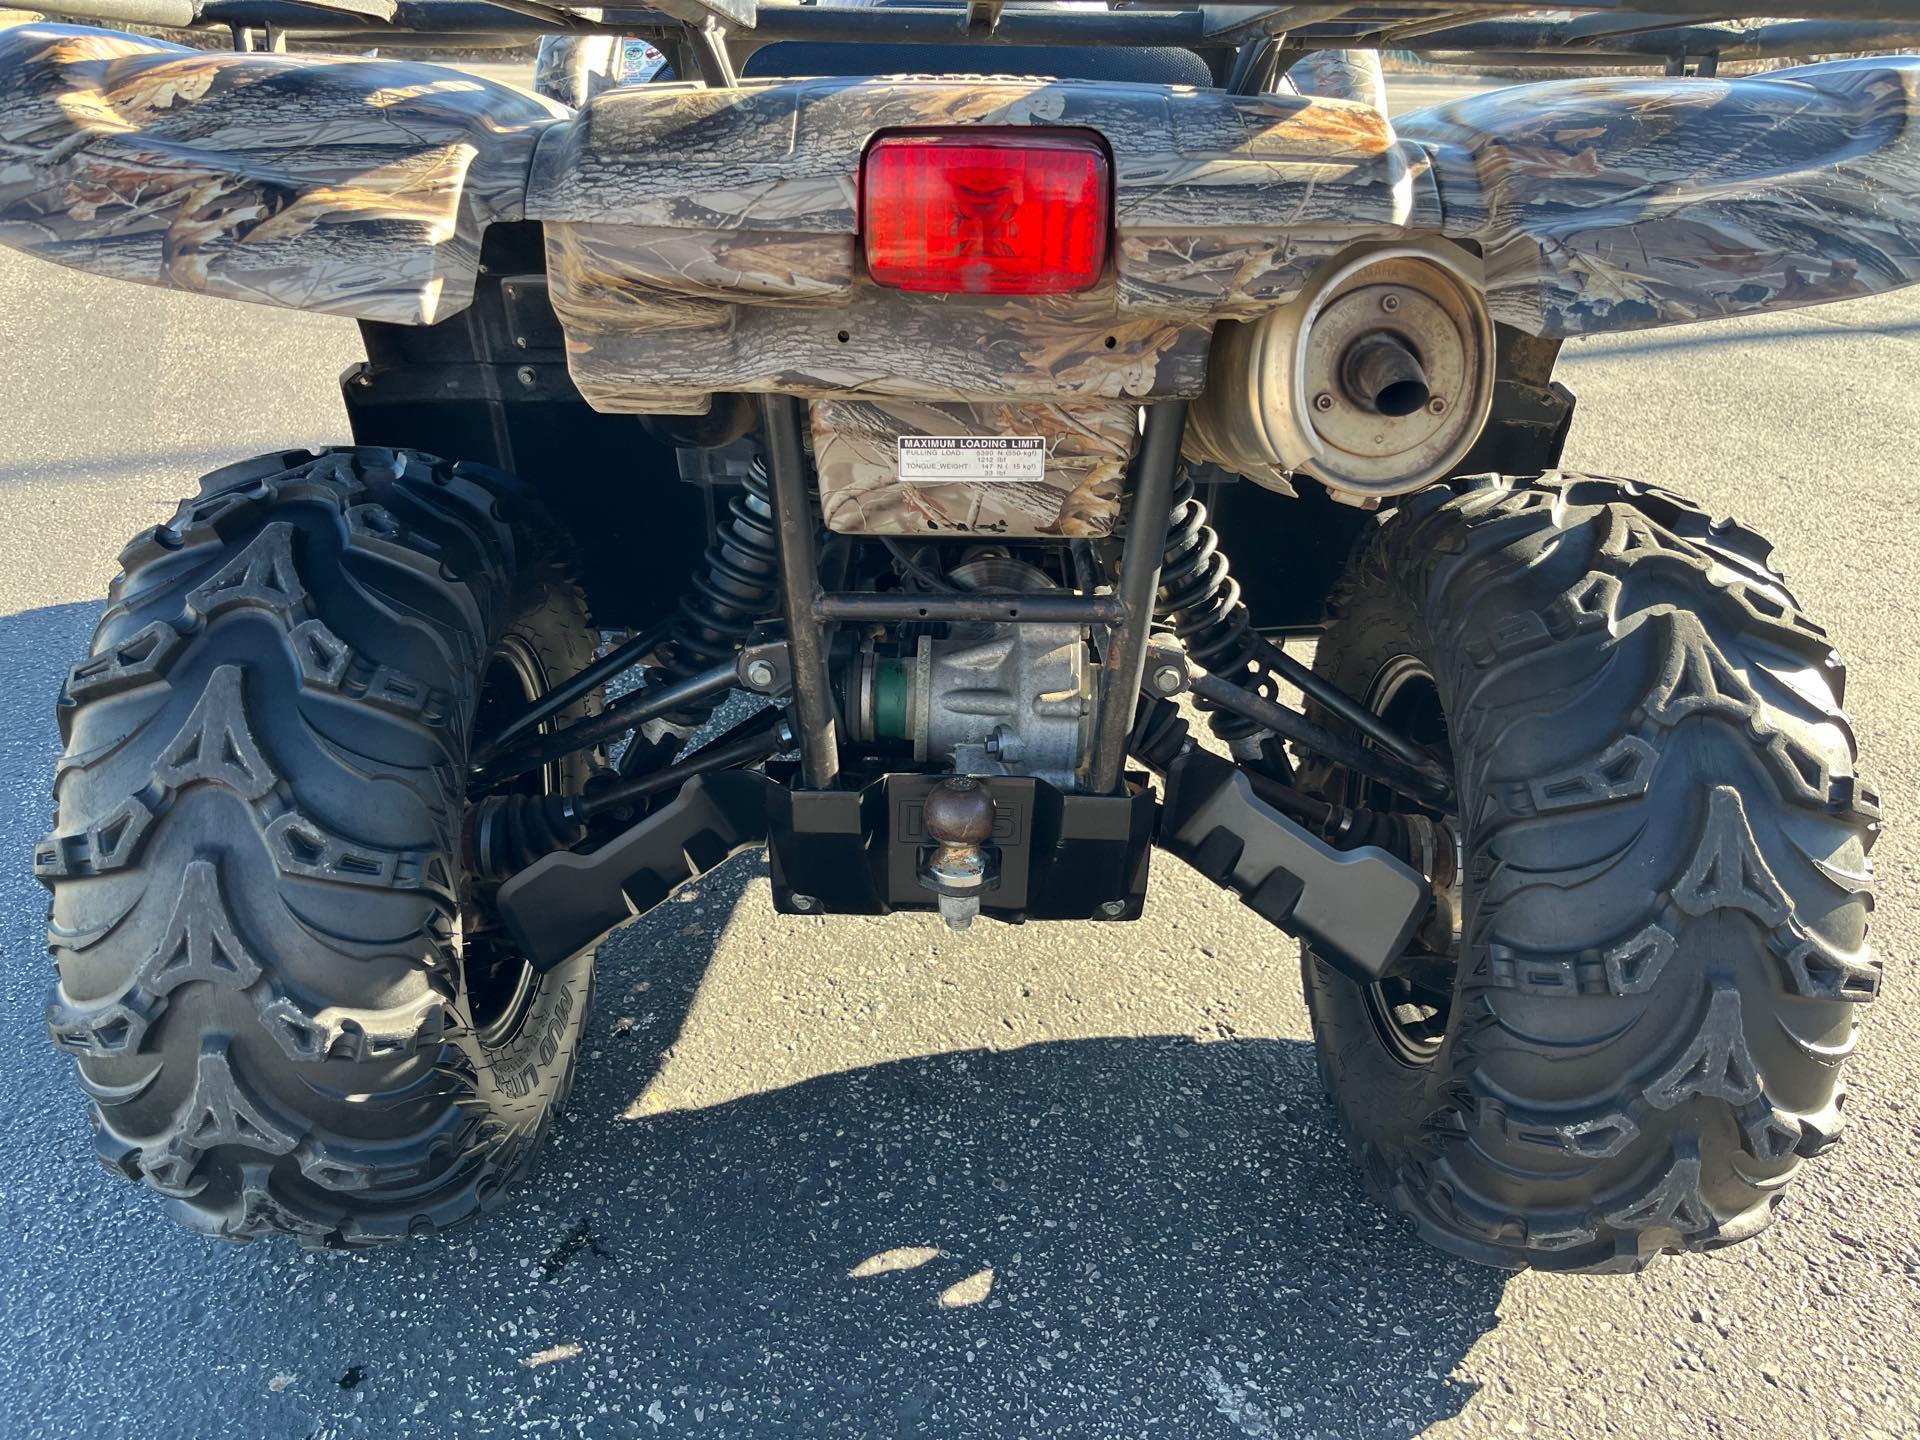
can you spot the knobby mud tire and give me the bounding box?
[37,448,601,1245]
[1303,474,1880,1272]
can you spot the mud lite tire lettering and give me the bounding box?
[40,448,600,1246]
[1300,473,1877,1273]
[499,986,577,1100]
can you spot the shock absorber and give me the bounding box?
[469,462,783,878]
[619,455,782,772]
[1153,472,1281,763]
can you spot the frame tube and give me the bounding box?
[1088,401,1188,796]
[760,394,841,789]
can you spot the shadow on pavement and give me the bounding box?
[5,599,1507,1439]
[449,904,1511,1436]
[1565,314,1920,360]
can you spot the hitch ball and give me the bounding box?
[921,776,997,933]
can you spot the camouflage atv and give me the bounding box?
[7,2,1902,1270]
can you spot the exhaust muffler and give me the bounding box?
[1187,243,1495,502]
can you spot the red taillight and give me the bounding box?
[861,131,1110,295]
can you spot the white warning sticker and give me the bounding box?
[897,435,1047,485]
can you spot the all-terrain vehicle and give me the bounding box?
[8,2,1901,1270]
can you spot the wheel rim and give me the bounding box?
[463,636,554,1046]
[1350,656,1458,1069]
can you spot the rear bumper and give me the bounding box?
[492,757,1427,982]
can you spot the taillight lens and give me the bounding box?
[861,131,1110,295]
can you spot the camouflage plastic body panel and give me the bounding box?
[524,73,1414,232]
[1283,48,1389,112]
[546,263,1215,414]
[0,24,562,324]
[1398,58,1920,338]
[811,399,1136,537]
[530,74,1419,410]
[4,30,1920,390]
[533,60,1920,410]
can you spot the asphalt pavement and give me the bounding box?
[1,65,1917,1440]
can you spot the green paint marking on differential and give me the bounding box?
[873,658,911,740]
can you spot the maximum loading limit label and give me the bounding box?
[897,435,1046,484]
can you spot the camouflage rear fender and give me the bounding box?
[1402,59,1920,339]
[527,60,1920,411]
[0,24,564,325]
[2,26,1918,376]
[525,72,1417,411]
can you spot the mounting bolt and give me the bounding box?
[789,894,817,913]
[745,658,777,689]
[1427,396,1448,415]
[1381,293,1401,313]
[1098,899,1128,918]
[1151,664,1184,696]
[516,365,537,388]
[1313,392,1335,412]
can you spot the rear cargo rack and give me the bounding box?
[20,1,1920,75]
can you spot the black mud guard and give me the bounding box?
[496,769,778,971]
[1157,749,1430,982]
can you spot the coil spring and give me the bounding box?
[1155,474,1263,742]
[652,455,782,728]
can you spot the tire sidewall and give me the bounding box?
[457,573,600,1137]
[1299,579,1463,1186]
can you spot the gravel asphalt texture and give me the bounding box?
[1,66,1916,1440]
